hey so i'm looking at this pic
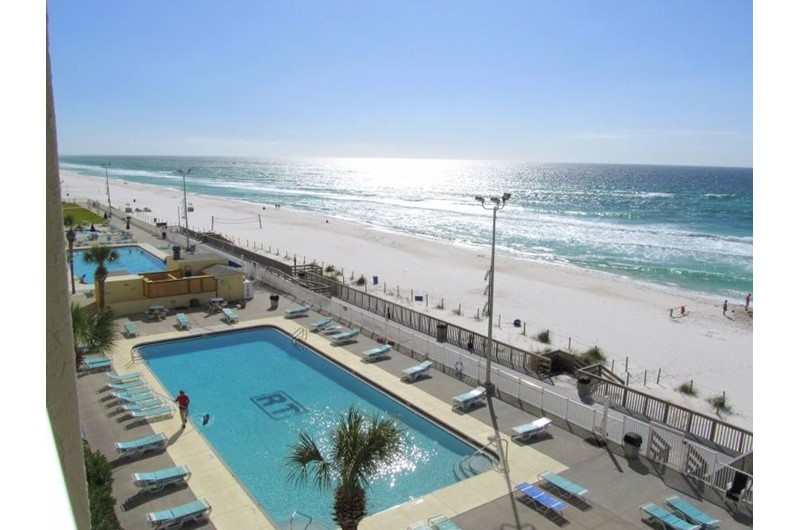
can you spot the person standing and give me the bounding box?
[176,390,190,428]
[723,300,728,316]
[745,293,751,311]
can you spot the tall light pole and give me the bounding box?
[475,192,511,396]
[102,162,112,218]
[177,168,193,251]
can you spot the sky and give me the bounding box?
[43,0,753,167]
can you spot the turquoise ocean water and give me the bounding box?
[60,156,752,299]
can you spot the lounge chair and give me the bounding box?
[359,344,392,362]
[407,522,434,530]
[114,433,168,459]
[639,503,701,530]
[146,499,211,530]
[663,496,721,529]
[401,360,433,382]
[133,465,191,492]
[310,317,333,331]
[321,324,344,334]
[451,387,487,411]
[515,482,567,517]
[284,305,310,318]
[330,329,359,345]
[428,514,463,530]
[112,388,155,403]
[176,313,192,330]
[124,405,174,421]
[537,471,588,500]
[80,357,112,372]
[511,417,553,442]
[106,372,142,383]
[121,398,163,413]
[222,307,239,324]
[124,321,139,337]
[106,379,147,392]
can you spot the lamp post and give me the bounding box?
[102,162,112,218]
[177,168,193,251]
[475,192,511,396]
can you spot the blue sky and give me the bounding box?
[45,1,752,166]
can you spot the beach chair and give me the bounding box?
[146,499,211,530]
[133,465,191,492]
[428,514,463,530]
[537,471,588,501]
[121,398,163,413]
[124,405,174,421]
[106,371,142,383]
[106,379,147,392]
[222,307,239,324]
[80,357,112,372]
[407,521,435,530]
[321,324,344,334]
[401,360,433,382]
[451,387,487,411]
[176,313,192,330]
[663,496,721,529]
[310,317,333,331]
[511,417,553,442]
[330,329,359,345]
[284,305,310,318]
[514,482,567,517]
[124,321,139,337]
[359,344,392,362]
[114,433,168,459]
[112,389,155,403]
[639,503,701,530]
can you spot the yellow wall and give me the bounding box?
[165,255,228,275]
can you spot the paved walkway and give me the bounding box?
[75,217,753,530]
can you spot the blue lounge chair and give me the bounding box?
[321,324,344,334]
[451,387,487,411]
[125,405,174,421]
[121,398,163,413]
[222,307,239,323]
[511,417,553,442]
[106,379,147,391]
[114,433,168,459]
[176,313,192,330]
[663,496,720,529]
[133,465,191,492]
[330,329,359,345]
[80,357,112,372]
[146,499,211,530]
[124,321,139,337]
[310,317,333,331]
[112,388,155,403]
[106,371,142,383]
[285,305,310,318]
[639,503,701,530]
[401,360,433,382]
[515,482,567,517]
[537,471,588,501]
[359,344,392,362]
[428,514,463,530]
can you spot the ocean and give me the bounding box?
[59,156,753,300]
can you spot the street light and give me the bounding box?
[475,192,511,396]
[102,162,112,218]
[177,168,193,251]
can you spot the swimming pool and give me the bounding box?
[138,327,487,526]
[72,245,166,283]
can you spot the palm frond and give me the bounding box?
[285,431,332,491]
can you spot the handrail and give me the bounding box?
[291,328,308,343]
[289,510,313,530]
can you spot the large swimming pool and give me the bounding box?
[73,245,166,283]
[138,327,485,526]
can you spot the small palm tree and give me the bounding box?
[72,303,118,367]
[64,214,76,294]
[285,406,404,530]
[82,244,119,311]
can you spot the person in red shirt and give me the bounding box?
[176,390,190,428]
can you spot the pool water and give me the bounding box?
[72,245,166,283]
[138,327,483,526]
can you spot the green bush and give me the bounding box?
[579,346,606,365]
[355,275,367,286]
[325,264,337,273]
[536,329,551,343]
[84,442,121,530]
[677,382,697,396]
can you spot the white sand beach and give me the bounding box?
[61,171,754,430]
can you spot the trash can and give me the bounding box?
[623,432,642,459]
[436,323,448,343]
[172,245,181,260]
[269,294,280,310]
[577,376,592,399]
[373,275,379,285]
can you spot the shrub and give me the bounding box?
[708,394,728,411]
[84,442,122,530]
[325,264,336,273]
[536,329,551,343]
[677,382,697,396]
[355,275,367,286]
[580,346,606,365]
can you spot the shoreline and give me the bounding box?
[61,170,754,430]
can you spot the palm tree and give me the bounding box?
[71,303,118,368]
[82,244,119,312]
[64,214,76,294]
[285,406,404,530]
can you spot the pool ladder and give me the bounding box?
[289,510,313,530]
[291,328,308,344]
[453,440,501,480]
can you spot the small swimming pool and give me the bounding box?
[138,327,487,526]
[72,245,166,283]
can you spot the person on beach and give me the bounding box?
[176,390,190,428]
[723,300,728,316]
[745,293,751,311]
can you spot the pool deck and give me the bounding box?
[74,222,752,530]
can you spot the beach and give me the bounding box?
[61,170,754,430]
